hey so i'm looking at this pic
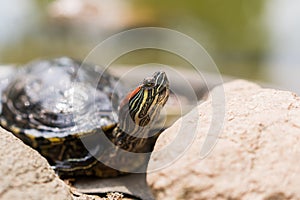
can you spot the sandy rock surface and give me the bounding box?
[0,127,72,200]
[147,80,300,200]
[0,125,151,200]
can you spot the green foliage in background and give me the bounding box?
[132,0,268,78]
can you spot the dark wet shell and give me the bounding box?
[0,65,17,112]
[0,57,124,141]
[0,58,168,177]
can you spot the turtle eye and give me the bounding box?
[143,77,155,88]
[145,82,155,87]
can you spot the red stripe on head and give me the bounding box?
[119,86,141,109]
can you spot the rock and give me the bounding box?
[147,80,300,200]
[0,127,115,200]
[74,174,154,200]
[0,127,145,200]
[0,127,73,200]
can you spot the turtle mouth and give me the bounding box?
[156,85,169,105]
[158,81,169,93]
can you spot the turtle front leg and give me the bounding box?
[53,154,98,177]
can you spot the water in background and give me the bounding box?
[0,0,299,94]
[264,0,300,94]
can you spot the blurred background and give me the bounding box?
[0,0,299,94]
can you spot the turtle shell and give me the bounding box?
[0,57,125,167]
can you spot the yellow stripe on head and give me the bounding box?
[118,71,169,137]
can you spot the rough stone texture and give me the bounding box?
[0,127,73,200]
[74,174,154,200]
[147,80,300,200]
[0,126,147,200]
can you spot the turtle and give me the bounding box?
[0,57,169,177]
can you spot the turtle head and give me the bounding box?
[118,71,169,135]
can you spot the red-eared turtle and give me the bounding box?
[0,57,169,177]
